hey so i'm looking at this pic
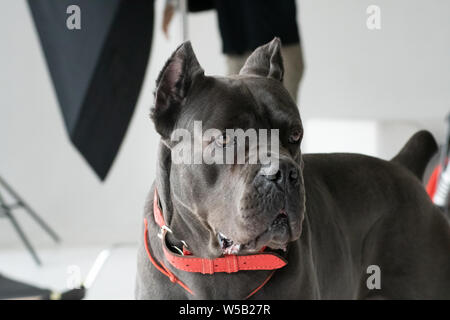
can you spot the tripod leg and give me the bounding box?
[0,176,60,243]
[2,208,42,266]
[17,204,60,243]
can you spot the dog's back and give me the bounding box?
[302,131,450,299]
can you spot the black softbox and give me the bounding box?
[27,0,154,180]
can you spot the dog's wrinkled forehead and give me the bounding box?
[235,76,301,130]
[179,76,301,134]
[176,77,258,131]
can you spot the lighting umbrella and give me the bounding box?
[27,0,155,180]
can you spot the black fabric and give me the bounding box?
[188,0,214,12]
[28,0,154,180]
[214,0,300,54]
[0,274,50,299]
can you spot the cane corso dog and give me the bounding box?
[136,38,450,299]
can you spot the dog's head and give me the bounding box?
[151,38,305,257]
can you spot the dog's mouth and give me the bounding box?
[218,210,290,255]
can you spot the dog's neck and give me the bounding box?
[155,141,220,258]
[166,198,220,258]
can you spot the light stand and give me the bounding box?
[0,175,60,265]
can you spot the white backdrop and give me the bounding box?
[0,0,448,249]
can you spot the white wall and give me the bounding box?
[299,0,450,121]
[0,0,448,251]
[298,0,450,160]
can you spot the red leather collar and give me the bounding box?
[143,188,288,298]
[152,189,287,274]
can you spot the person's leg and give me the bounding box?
[225,53,249,75]
[280,42,304,103]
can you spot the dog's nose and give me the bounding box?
[261,162,299,185]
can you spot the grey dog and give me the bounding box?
[135,38,450,299]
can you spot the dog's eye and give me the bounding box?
[289,130,302,144]
[216,133,231,147]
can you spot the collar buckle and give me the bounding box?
[157,225,173,239]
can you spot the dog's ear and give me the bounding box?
[151,41,204,138]
[239,37,284,82]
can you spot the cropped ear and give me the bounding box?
[151,41,204,138]
[239,37,284,82]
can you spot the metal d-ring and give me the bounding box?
[157,225,173,239]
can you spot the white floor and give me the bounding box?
[0,244,138,299]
